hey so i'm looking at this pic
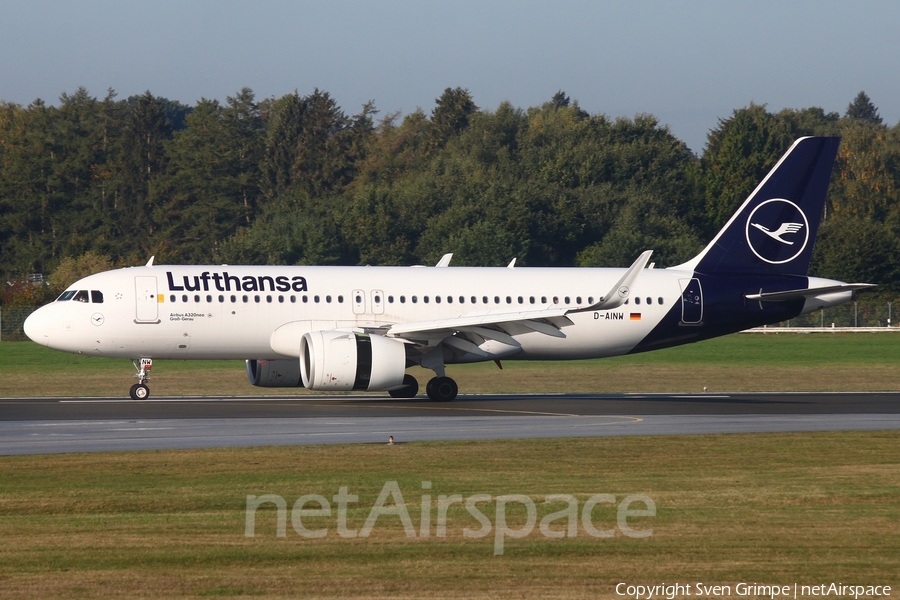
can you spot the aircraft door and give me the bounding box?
[135,276,160,323]
[679,278,703,324]
[352,289,366,315]
[371,289,385,315]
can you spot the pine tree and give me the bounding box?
[845,91,882,124]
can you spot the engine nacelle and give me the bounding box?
[300,330,407,391]
[246,359,303,387]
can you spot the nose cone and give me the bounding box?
[23,306,51,346]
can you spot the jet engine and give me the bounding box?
[246,358,304,387]
[300,330,407,391]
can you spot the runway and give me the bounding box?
[1,392,899,455]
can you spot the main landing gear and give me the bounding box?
[425,376,458,402]
[387,374,459,401]
[389,374,419,399]
[130,358,152,400]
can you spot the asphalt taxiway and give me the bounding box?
[1,392,898,455]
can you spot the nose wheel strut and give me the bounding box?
[130,358,152,400]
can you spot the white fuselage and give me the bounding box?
[25,264,689,362]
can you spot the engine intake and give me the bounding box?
[300,330,407,391]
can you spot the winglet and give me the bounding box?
[436,253,452,267]
[571,250,653,313]
[145,256,155,267]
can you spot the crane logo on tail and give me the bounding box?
[750,221,804,245]
[745,199,809,264]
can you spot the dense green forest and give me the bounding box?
[2,87,899,306]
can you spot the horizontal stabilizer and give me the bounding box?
[745,283,875,302]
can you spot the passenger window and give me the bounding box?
[646,297,652,305]
[206,295,212,302]
[182,295,189,303]
[91,290,104,303]
[658,297,664,305]
[73,290,89,303]
[170,295,176,303]
[635,297,641,305]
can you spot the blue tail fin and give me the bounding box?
[679,136,840,276]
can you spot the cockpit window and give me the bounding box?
[91,290,104,303]
[72,290,89,303]
[57,291,76,301]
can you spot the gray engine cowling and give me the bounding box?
[246,359,303,387]
[300,330,407,391]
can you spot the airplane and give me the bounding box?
[24,136,873,402]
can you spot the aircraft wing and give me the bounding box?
[385,307,574,343]
[383,250,654,344]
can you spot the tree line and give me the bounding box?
[2,87,899,305]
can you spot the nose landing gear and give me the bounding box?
[130,358,152,400]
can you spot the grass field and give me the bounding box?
[0,432,897,598]
[2,332,900,397]
[3,335,898,597]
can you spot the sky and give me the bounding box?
[2,0,898,154]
